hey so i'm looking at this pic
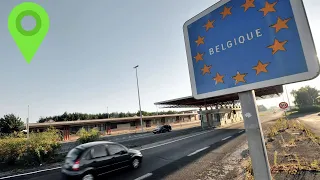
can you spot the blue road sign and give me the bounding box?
[184,0,319,99]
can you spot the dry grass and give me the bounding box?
[243,118,320,180]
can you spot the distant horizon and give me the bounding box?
[0,83,315,122]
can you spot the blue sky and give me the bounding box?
[0,0,319,123]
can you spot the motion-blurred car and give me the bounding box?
[61,141,143,180]
[153,125,172,134]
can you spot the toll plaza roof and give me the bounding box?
[155,86,283,108]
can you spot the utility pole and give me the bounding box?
[27,105,30,139]
[134,65,143,132]
[284,85,291,109]
[107,106,109,118]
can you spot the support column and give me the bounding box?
[63,127,67,141]
[67,127,70,140]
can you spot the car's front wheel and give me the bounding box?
[131,158,141,169]
[82,173,94,180]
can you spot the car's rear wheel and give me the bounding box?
[131,158,141,169]
[82,173,94,180]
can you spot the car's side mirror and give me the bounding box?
[121,150,127,154]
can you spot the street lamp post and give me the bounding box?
[134,65,143,132]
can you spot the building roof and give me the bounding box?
[155,85,283,108]
[29,113,197,129]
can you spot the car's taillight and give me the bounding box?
[72,160,80,171]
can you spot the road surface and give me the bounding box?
[1,112,282,180]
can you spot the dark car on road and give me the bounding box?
[153,125,172,134]
[61,141,143,180]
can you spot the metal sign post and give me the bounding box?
[279,101,289,117]
[239,90,272,179]
[183,0,319,179]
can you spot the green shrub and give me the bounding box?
[297,105,320,113]
[76,128,100,144]
[23,127,61,165]
[0,137,26,165]
[0,127,61,166]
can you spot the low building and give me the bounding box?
[29,113,199,141]
[198,107,243,128]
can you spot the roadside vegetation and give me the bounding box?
[0,127,62,167]
[0,127,102,174]
[0,114,24,136]
[288,86,320,115]
[76,127,101,144]
[244,118,320,179]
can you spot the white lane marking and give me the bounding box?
[187,146,209,157]
[221,136,232,141]
[134,173,153,180]
[0,167,61,180]
[140,130,215,151]
[238,130,245,133]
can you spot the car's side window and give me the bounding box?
[107,144,126,156]
[91,145,108,159]
[82,150,91,160]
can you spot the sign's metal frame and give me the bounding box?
[183,0,319,100]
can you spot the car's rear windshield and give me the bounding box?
[66,148,83,160]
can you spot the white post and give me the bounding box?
[27,105,30,139]
[107,106,109,118]
[134,65,143,132]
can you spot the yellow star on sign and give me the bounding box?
[195,36,205,46]
[203,19,215,31]
[232,71,247,85]
[201,64,212,75]
[267,39,288,55]
[213,73,224,84]
[271,17,291,33]
[259,1,277,17]
[241,0,255,12]
[220,6,232,19]
[253,60,270,75]
[194,52,204,63]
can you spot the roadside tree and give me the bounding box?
[291,86,320,108]
[0,114,24,134]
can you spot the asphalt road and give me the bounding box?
[1,112,282,180]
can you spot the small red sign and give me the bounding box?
[279,102,288,109]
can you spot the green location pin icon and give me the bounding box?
[8,2,49,64]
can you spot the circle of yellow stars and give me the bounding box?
[192,0,291,86]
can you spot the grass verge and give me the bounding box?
[243,118,320,180]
